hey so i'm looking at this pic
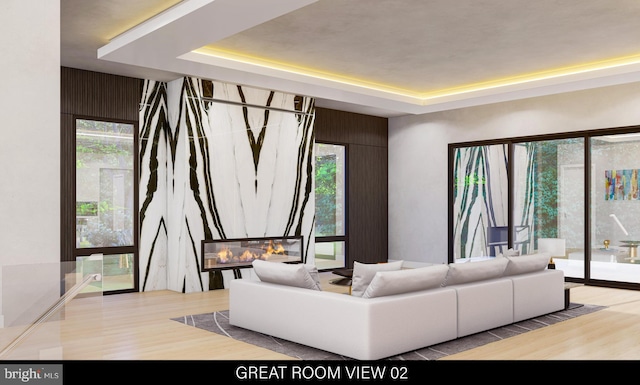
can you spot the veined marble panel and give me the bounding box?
[139,80,169,291]
[141,77,315,292]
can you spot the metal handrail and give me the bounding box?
[0,273,102,359]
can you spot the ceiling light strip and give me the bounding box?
[192,48,420,97]
[195,48,640,101]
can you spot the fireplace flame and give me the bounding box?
[213,240,289,265]
[217,247,233,263]
[265,240,285,255]
[240,250,254,261]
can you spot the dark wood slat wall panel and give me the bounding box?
[348,145,388,264]
[60,114,75,262]
[60,67,142,263]
[314,107,388,267]
[315,107,387,147]
[61,67,141,121]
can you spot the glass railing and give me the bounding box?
[0,258,104,360]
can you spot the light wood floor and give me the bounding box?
[3,273,640,360]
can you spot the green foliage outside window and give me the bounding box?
[315,154,337,236]
[532,141,559,240]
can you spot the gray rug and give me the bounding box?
[171,303,604,361]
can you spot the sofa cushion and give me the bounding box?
[362,264,449,298]
[351,261,404,297]
[503,252,551,276]
[444,257,509,286]
[252,260,321,290]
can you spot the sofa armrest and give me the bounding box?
[365,287,458,359]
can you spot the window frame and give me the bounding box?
[314,141,349,270]
[71,116,140,294]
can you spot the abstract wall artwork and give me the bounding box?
[605,169,639,200]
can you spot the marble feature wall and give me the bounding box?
[139,80,170,291]
[139,77,315,292]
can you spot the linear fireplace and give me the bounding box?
[201,236,304,271]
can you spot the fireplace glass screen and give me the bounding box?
[201,236,303,271]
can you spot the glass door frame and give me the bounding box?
[448,125,640,291]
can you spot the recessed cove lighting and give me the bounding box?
[194,47,640,102]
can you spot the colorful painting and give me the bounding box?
[605,169,639,200]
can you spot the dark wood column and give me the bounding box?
[314,107,388,267]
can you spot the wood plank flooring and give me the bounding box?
[445,284,640,360]
[2,273,640,361]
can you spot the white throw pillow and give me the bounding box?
[351,260,404,297]
[503,252,551,276]
[444,257,509,286]
[362,264,449,298]
[497,248,521,257]
[252,260,321,290]
[303,264,321,288]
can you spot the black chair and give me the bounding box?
[486,225,530,256]
[486,226,508,256]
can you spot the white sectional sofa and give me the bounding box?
[229,254,564,360]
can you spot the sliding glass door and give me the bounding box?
[450,127,640,289]
[512,138,585,279]
[452,143,508,260]
[590,134,640,284]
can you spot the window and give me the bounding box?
[314,143,346,270]
[75,118,137,293]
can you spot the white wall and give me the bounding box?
[0,0,60,326]
[389,81,640,265]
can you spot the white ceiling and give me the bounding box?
[62,0,640,117]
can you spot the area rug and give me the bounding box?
[171,303,604,361]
